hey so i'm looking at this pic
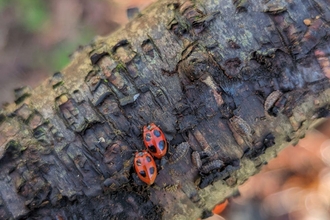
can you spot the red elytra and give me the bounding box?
[134,151,157,185]
[143,123,168,159]
[212,199,228,215]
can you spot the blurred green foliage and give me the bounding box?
[16,0,49,32]
[49,27,95,70]
[0,0,9,10]
[0,0,97,72]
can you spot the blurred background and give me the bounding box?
[217,121,330,220]
[0,1,329,219]
[0,0,155,104]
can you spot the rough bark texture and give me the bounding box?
[1,0,330,219]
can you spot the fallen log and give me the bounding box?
[0,0,330,219]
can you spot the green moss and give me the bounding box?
[115,63,127,72]
[5,140,27,158]
[52,81,64,89]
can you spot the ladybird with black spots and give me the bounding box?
[134,151,157,185]
[143,123,168,159]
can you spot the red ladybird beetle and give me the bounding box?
[143,123,168,159]
[134,151,157,185]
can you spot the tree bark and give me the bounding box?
[0,0,330,219]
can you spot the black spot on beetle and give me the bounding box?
[158,141,165,150]
[148,145,157,153]
[145,133,151,141]
[139,171,146,177]
[153,130,161,137]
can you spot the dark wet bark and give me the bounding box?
[1,0,330,219]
